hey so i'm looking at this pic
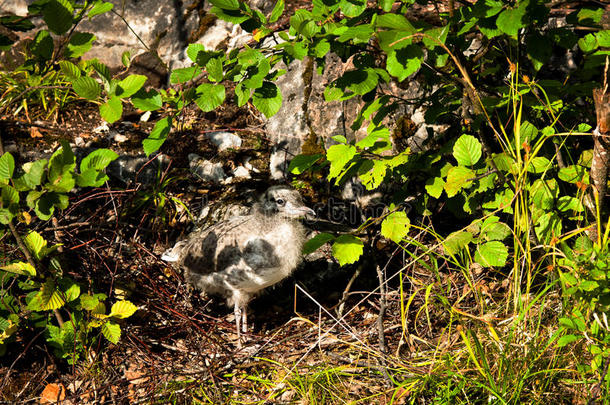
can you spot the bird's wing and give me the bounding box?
[178,215,255,275]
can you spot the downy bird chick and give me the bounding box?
[162,185,315,345]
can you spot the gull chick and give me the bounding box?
[162,186,315,345]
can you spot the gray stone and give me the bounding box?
[108,153,169,184]
[232,166,251,179]
[188,154,226,184]
[264,53,433,178]
[206,131,242,152]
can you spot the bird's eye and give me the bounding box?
[276,198,285,206]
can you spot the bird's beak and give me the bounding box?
[286,202,316,218]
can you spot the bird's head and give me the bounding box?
[258,186,316,219]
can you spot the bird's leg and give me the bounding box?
[234,301,242,348]
[242,306,247,333]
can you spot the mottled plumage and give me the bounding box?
[162,186,315,345]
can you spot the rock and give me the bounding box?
[264,53,432,178]
[108,153,169,184]
[188,154,226,183]
[197,20,251,52]
[232,166,250,179]
[108,130,128,143]
[93,123,110,133]
[205,131,242,151]
[74,137,85,147]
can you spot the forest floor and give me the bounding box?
[0,88,461,404]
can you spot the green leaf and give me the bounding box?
[116,75,147,98]
[100,96,123,123]
[269,0,284,23]
[23,231,47,261]
[290,10,319,38]
[492,153,518,174]
[131,88,162,111]
[346,69,378,95]
[327,144,357,181]
[356,126,391,149]
[288,154,323,175]
[77,149,118,187]
[332,235,364,266]
[381,211,410,243]
[186,43,206,64]
[558,165,589,184]
[578,33,598,53]
[453,135,482,166]
[535,212,562,243]
[596,30,610,47]
[143,117,171,156]
[557,334,581,347]
[443,231,473,256]
[80,294,100,311]
[0,34,15,51]
[422,26,449,49]
[303,233,335,255]
[238,49,264,67]
[386,45,423,81]
[0,208,15,225]
[530,179,558,210]
[557,196,585,212]
[72,76,101,100]
[101,321,121,344]
[376,14,416,31]
[109,300,137,319]
[474,241,508,267]
[243,58,270,89]
[210,6,249,24]
[121,51,131,68]
[234,83,250,107]
[425,177,445,199]
[527,156,552,174]
[31,192,68,220]
[0,153,15,182]
[360,160,387,190]
[0,262,36,277]
[90,60,111,83]
[0,15,35,31]
[195,83,226,112]
[29,279,65,311]
[170,66,202,84]
[209,0,240,10]
[76,170,106,187]
[480,216,512,241]
[573,7,604,26]
[444,166,474,197]
[43,0,74,35]
[62,280,80,302]
[1,185,18,205]
[339,0,365,17]
[527,32,552,71]
[65,32,95,58]
[206,57,224,82]
[59,61,81,80]
[314,39,331,58]
[80,149,119,172]
[337,25,374,44]
[48,141,76,186]
[31,30,54,61]
[496,2,527,38]
[88,0,114,18]
[252,82,282,118]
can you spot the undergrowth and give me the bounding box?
[1,0,609,403]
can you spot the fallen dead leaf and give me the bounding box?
[30,127,43,138]
[40,383,66,404]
